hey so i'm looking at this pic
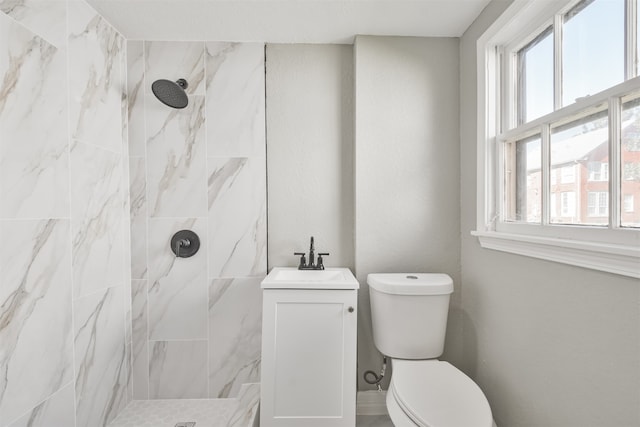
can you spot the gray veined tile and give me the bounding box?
[144,41,205,96]
[147,218,208,341]
[209,278,263,398]
[129,156,147,279]
[228,383,260,427]
[131,279,149,400]
[74,286,128,427]
[205,42,265,158]
[146,95,207,218]
[7,382,75,427]
[67,0,125,152]
[208,157,267,278]
[0,219,73,426]
[149,340,208,399]
[70,141,125,299]
[0,16,69,219]
[127,40,145,157]
[0,0,67,48]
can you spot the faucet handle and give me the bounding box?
[316,253,330,270]
[294,252,307,269]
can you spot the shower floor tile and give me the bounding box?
[108,383,259,427]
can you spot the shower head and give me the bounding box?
[151,78,189,109]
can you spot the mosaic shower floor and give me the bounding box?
[108,382,394,427]
[108,384,259,427]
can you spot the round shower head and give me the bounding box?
[151,78,189,109]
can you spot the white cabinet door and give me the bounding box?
[261,289,357,427]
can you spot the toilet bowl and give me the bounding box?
[367,273,495,427]
[386,359,493,427]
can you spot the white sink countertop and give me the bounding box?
[261,267,359,290]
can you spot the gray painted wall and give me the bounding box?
[354,35,461,389]
[460,2,640,426]
[266,44,355,270]
[266,38,461,391]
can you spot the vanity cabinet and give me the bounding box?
[260,268,358,427]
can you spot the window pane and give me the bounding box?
[562,0,624,106]
[505,135,541,223]
[518,27,554,124]
[621,98,640,227]
[550,109,609,225]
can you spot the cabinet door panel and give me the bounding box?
[261,289,357,427]
[273,301,344,416]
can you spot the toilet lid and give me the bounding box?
[390,359,493,427]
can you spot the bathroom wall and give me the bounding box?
[460,1,640,425]
[353,35,461,389]
[0,1,131,426]
[266,44,354,270]
[126,40,266,400]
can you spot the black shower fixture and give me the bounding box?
[151,78,189,109]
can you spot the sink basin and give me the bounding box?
[261,267,359,290]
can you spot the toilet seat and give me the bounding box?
[388,359,493,427]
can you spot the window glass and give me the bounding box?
[621,97,640,227]
[505,135,541,223]
[561,165,576,183]
[587,191,609,216]
[550,109,609,225]
[562,0,624,106]
[518,27,554,124]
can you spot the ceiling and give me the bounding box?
[85,0,493,43]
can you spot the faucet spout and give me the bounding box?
[309,236,315,267]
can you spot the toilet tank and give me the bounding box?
[368,273,453,359]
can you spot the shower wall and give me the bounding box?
[126,41,266,400]
[0,1,131,427]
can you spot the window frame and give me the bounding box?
[474,0,640,278]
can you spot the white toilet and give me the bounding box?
[368,273,495,427]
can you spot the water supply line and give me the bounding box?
[363,356,387,391]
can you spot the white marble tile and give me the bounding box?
[7,382,75,427]
[131,279,149,400]
[129,156,147,279]
[0,15,69,219]
[0,0,66,48]
[144,41,205,96]
[208,157,267,277]
[147,218,208,340]
[228,383,260,427]
[67,0,124,151]
[149,340,208,399]
[70,141,125,298]
[209,278,262,398]
[146,94,207,217]
[74,286,129,427]
[205,42,265,158]
[127,40,145,157]
[0,220,73,427]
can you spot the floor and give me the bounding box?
[108,384,260,427]
[356,415,394,426]
[109,382,394,427]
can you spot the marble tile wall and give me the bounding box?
[0,1,131,426]
[127,40,266,400]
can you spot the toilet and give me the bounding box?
[368,273,495,427]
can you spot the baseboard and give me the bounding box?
[356,390,388,416]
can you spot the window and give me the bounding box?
[560,165,576,183]
[561,191,576,217]
[588,162,609,181]
[588,191,609,216]
[475,0,640,278]
[624,194,635,212]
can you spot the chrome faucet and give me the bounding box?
[294,236,329,270]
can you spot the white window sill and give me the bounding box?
[472,231,640,278]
